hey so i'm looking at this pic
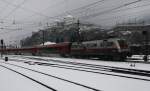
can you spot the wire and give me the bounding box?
[0,29,21,35]
[0,22,46,35]
[2,0,29,19]
[1,0,106,25]
[80,0,144,19]
[18,0,67,22]
[0,0,13,15]
[0,0,105,37]
[0,0,149,36]
[86,1,150,23]
[65,0,105,14]
[42,0,67,12]
[0,0,51,19]
[22,0,107,23]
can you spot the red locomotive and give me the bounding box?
[70,38,131,60]
[0,38,131,61]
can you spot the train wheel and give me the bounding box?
[32,53,36,56]
[60,54,67,57]
[108,56,113,61]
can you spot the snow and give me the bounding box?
[0,66,51,91]
[13,55,150,71]
[1,55,150,91]
[7,55,150,80]
[130,55,150,60]
[0,62,92,91]
[40,41,56,45]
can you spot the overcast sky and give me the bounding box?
[0,0,150,44]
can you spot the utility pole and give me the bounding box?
[42,30,45,46]
[1,39,4,58]
[142,30,149,62]
[77,19,81,43]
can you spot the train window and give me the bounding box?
[100,41,107,47]
[94,43,97,47]
[72,43,84,49]
[78,44,84,48]
[86,43,97,48]
[71,44,78,48]
[91,43,97,47]
[106,42,114,47]
[100,43,103,47]
[100,41,114,47]
[86,44,89,47]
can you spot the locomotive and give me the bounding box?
[70,38,131,60]
[0,38,131,61]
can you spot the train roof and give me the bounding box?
[82,38,126,43]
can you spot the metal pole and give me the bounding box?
[145,31,149,62]
[42,30,44,45]
[142,30,149,62]
[77,19,80,43]
[1,39,4,58]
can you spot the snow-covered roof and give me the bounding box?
[40,42,56,45]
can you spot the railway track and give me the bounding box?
[23,56,150,77]
[0,65,57,91]
[1,61,101,91]
[7,57,150,81]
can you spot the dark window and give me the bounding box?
[118,40,128,49]
[106,42,114,47]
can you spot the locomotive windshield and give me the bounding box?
[118,40,128,49]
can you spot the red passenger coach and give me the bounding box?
[4,47,38,55]
[2,42,71,56]
[45,42,71,55]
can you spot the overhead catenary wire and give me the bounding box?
[39,0,145,23]
[0,0,105,23]
[20,0,150,27]
[42,0,107,21]
[0,0,146,24]
[56,0,105,16]
[80,0,144,19]
[21,0,107,23]
[18,0,150,26]
[2,0,29,20]
[1,1,150,36]
[41,0,67,12]
[0,0,53,19]
[0,0,131,26]
[0,0,149,36]
[0,22,48,36]
[87,1,150,23]
[33,0,146,27]
[0,0,14,15]
[0,0,67,24]
[18,0,67,22]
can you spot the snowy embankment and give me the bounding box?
[130,55,150,60]
[0,65,51,91]
[10,55,150,71]
[0,55,150,91]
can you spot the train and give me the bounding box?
[0,38,132,61]
[130,44,150,55]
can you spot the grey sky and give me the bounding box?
[0,0,150,44]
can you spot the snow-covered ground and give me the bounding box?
[0,65,52,91]
[0,55,150,91]
[130,55,150,60]
[10,55,150,71]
